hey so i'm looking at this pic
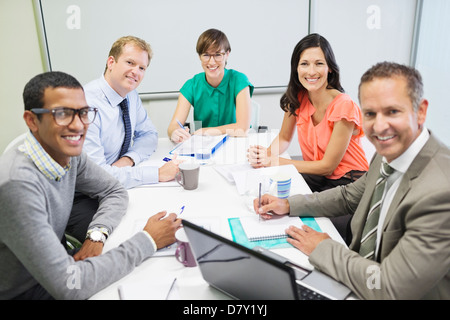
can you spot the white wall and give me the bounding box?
[414,0,450,146]
[0,0,44,152]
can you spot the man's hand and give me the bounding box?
[253,194,290,219]
[112,156,134,168]
[73,240,104,261]
[286,225,331,255]
[159,155,182,182]
[143,211,182,249]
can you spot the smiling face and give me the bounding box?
[105,43,149,97]
[25,87,89,167]
[360,76,428,162]
[200,45,229,87]
[297,47,330,93]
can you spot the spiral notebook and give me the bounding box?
[239,215,304,241]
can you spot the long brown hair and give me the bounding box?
[280,33,344,116]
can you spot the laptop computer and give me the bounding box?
[182,219,352,300]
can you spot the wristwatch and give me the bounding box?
[86,227,109,244]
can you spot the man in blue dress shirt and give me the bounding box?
[68,36,180,242]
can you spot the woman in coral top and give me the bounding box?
[248,33,369,193]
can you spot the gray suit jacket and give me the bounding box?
[289,132,450,299]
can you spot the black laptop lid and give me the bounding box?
[182,219,299,300]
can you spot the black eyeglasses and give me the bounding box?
[31,107,98,126]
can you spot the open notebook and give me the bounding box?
[239,215,304,241]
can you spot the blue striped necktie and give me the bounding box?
[359,161,395,260]
[118,99,131,158]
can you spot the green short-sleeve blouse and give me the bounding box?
[180,69,254,128]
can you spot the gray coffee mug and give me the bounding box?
[176,162,199,190]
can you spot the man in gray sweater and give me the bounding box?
[0,71,181,299]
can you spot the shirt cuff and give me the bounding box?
[125,150,141,165]
[142,166,159,184]
[142,230,157,252]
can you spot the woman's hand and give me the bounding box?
[170,127,191,143]
[247,145,271,168]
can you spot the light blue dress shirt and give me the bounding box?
[83,75,159,188]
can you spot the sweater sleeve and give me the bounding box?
[74,152,129,234]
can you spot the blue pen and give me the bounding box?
[176,119,184,129]
[163,157,172,162]
[178,205,185,217]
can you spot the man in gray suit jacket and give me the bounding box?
[255,62,450,299]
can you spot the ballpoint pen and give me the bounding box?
[258,183,262,222]
[176,119,184,129]
[178,205,185,217]
[166,277,177,300]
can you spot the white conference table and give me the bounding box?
[90,132,346,300]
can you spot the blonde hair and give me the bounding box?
[104,36,153,73]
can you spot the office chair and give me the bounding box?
[250,100,268,133]
[2,132,27,154]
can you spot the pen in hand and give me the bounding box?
[176,119,184,129]
[258,183,262,222]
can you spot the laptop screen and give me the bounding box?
[182,219,299,300]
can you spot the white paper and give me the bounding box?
[118,276,177,300]
[232,164,311,195]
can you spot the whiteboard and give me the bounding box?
[35,0,309,95]
[310,0,418,102]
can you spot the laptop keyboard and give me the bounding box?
[297,284,330,300]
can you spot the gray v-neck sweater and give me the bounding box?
[0,147,155,299]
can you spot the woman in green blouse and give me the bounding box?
[168,29,254,143]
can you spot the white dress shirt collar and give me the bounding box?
[383,127,430,174]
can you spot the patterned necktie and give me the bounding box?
[359,161,395,260]
[118,99,131,158]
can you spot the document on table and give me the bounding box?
[133,216,221,256]
[134,157,181,188]
[214,163,253,183]
[118,275,180,300]
[169,134,228,156]
[231,164,312,195]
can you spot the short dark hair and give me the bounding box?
[280,33,344,115]
[359,61,424,111]
[196,29,231,55]
[23,71,83,112]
